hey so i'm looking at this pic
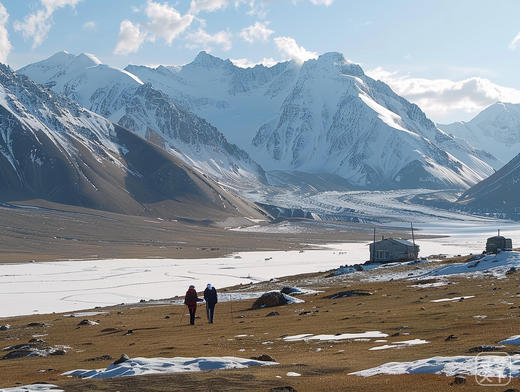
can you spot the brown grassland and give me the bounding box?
[1,256,520,391]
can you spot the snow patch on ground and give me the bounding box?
[500,336,520,346]
[350,355,520,378]
[284,331,388,342]
[63,356,277,379]
[63,312,108,318]
[430,296,475,303]
[369,339,429,351]
[0,385,63,392]
[423,252,520,278]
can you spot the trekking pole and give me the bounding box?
[179,307,186,325]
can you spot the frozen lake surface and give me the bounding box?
[1,220,519,318]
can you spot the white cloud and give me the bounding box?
[509,32,520,50]
[114,20,146,55]
[231,57,277,68]
[14,0,80,48]
[114,1,194,55]
[145,1,194,44]
[186,28,232,51]
[189,0,230,14]
[274,36,317,64]
[0,2,11,64]
[239,21,274,43]
[367,67,520,123]
[82,20,96,31]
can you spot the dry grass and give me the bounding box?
[1,264,520,391]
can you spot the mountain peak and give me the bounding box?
[317,52,347,64]
[301,51,364,77]
[191,51,229,67]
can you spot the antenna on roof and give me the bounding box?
[411,222,416,260]
[498,229,501,237]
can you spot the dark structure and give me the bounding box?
[369,238,419,264]
[486,236,513,253]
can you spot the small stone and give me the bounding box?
[445,335,457,341]
[86,354,113,362]
[454,375,466,384]
[28,338,45,344]
[251,354,275,362]
[266,312,280,317]
[270,387,297,392]
[124,330,133,335]
[113,354,130,365]
[26,322,47,328]
[164,315,170,319]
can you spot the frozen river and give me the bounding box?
[1,220,519,318]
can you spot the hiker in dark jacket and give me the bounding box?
[184,285,202,325]
[203,283,218,323]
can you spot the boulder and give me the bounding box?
[251,354,276,362]
[2,350,41,360]
[281,287,301,295]
[77,319,99,326]
[252,292,288,310]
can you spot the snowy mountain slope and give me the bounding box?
[439,102,520,165]
[18,52,266,187]
[457,152,520,216]
[0,64,268,221]
[127,52,497,190]
[126,51,299,149]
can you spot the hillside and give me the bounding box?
[458,152,520,216]
[19,52,266,188]
[0,64,267,222]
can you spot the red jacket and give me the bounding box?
[184,288,199,309]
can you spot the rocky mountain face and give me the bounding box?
[19,52,266,188]
[458,153,520,217]
[0,64,268,222]
[127,51,498,190]
[440,102,520,165]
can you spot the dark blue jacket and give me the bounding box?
[204,287,218,306]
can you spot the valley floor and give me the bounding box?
[2,252,520,391]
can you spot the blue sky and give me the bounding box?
[0,0,519,123]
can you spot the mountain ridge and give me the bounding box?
[0,63,268,222]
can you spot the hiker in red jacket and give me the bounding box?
[184,285,202,325]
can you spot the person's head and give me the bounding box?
[207,283,212,290]
[189,285,195,290]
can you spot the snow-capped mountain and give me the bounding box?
[19,51,266,187]
[0,63,268,221]
[127,51,497,189]
[439,102,520,165]
[458,152,520,216]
